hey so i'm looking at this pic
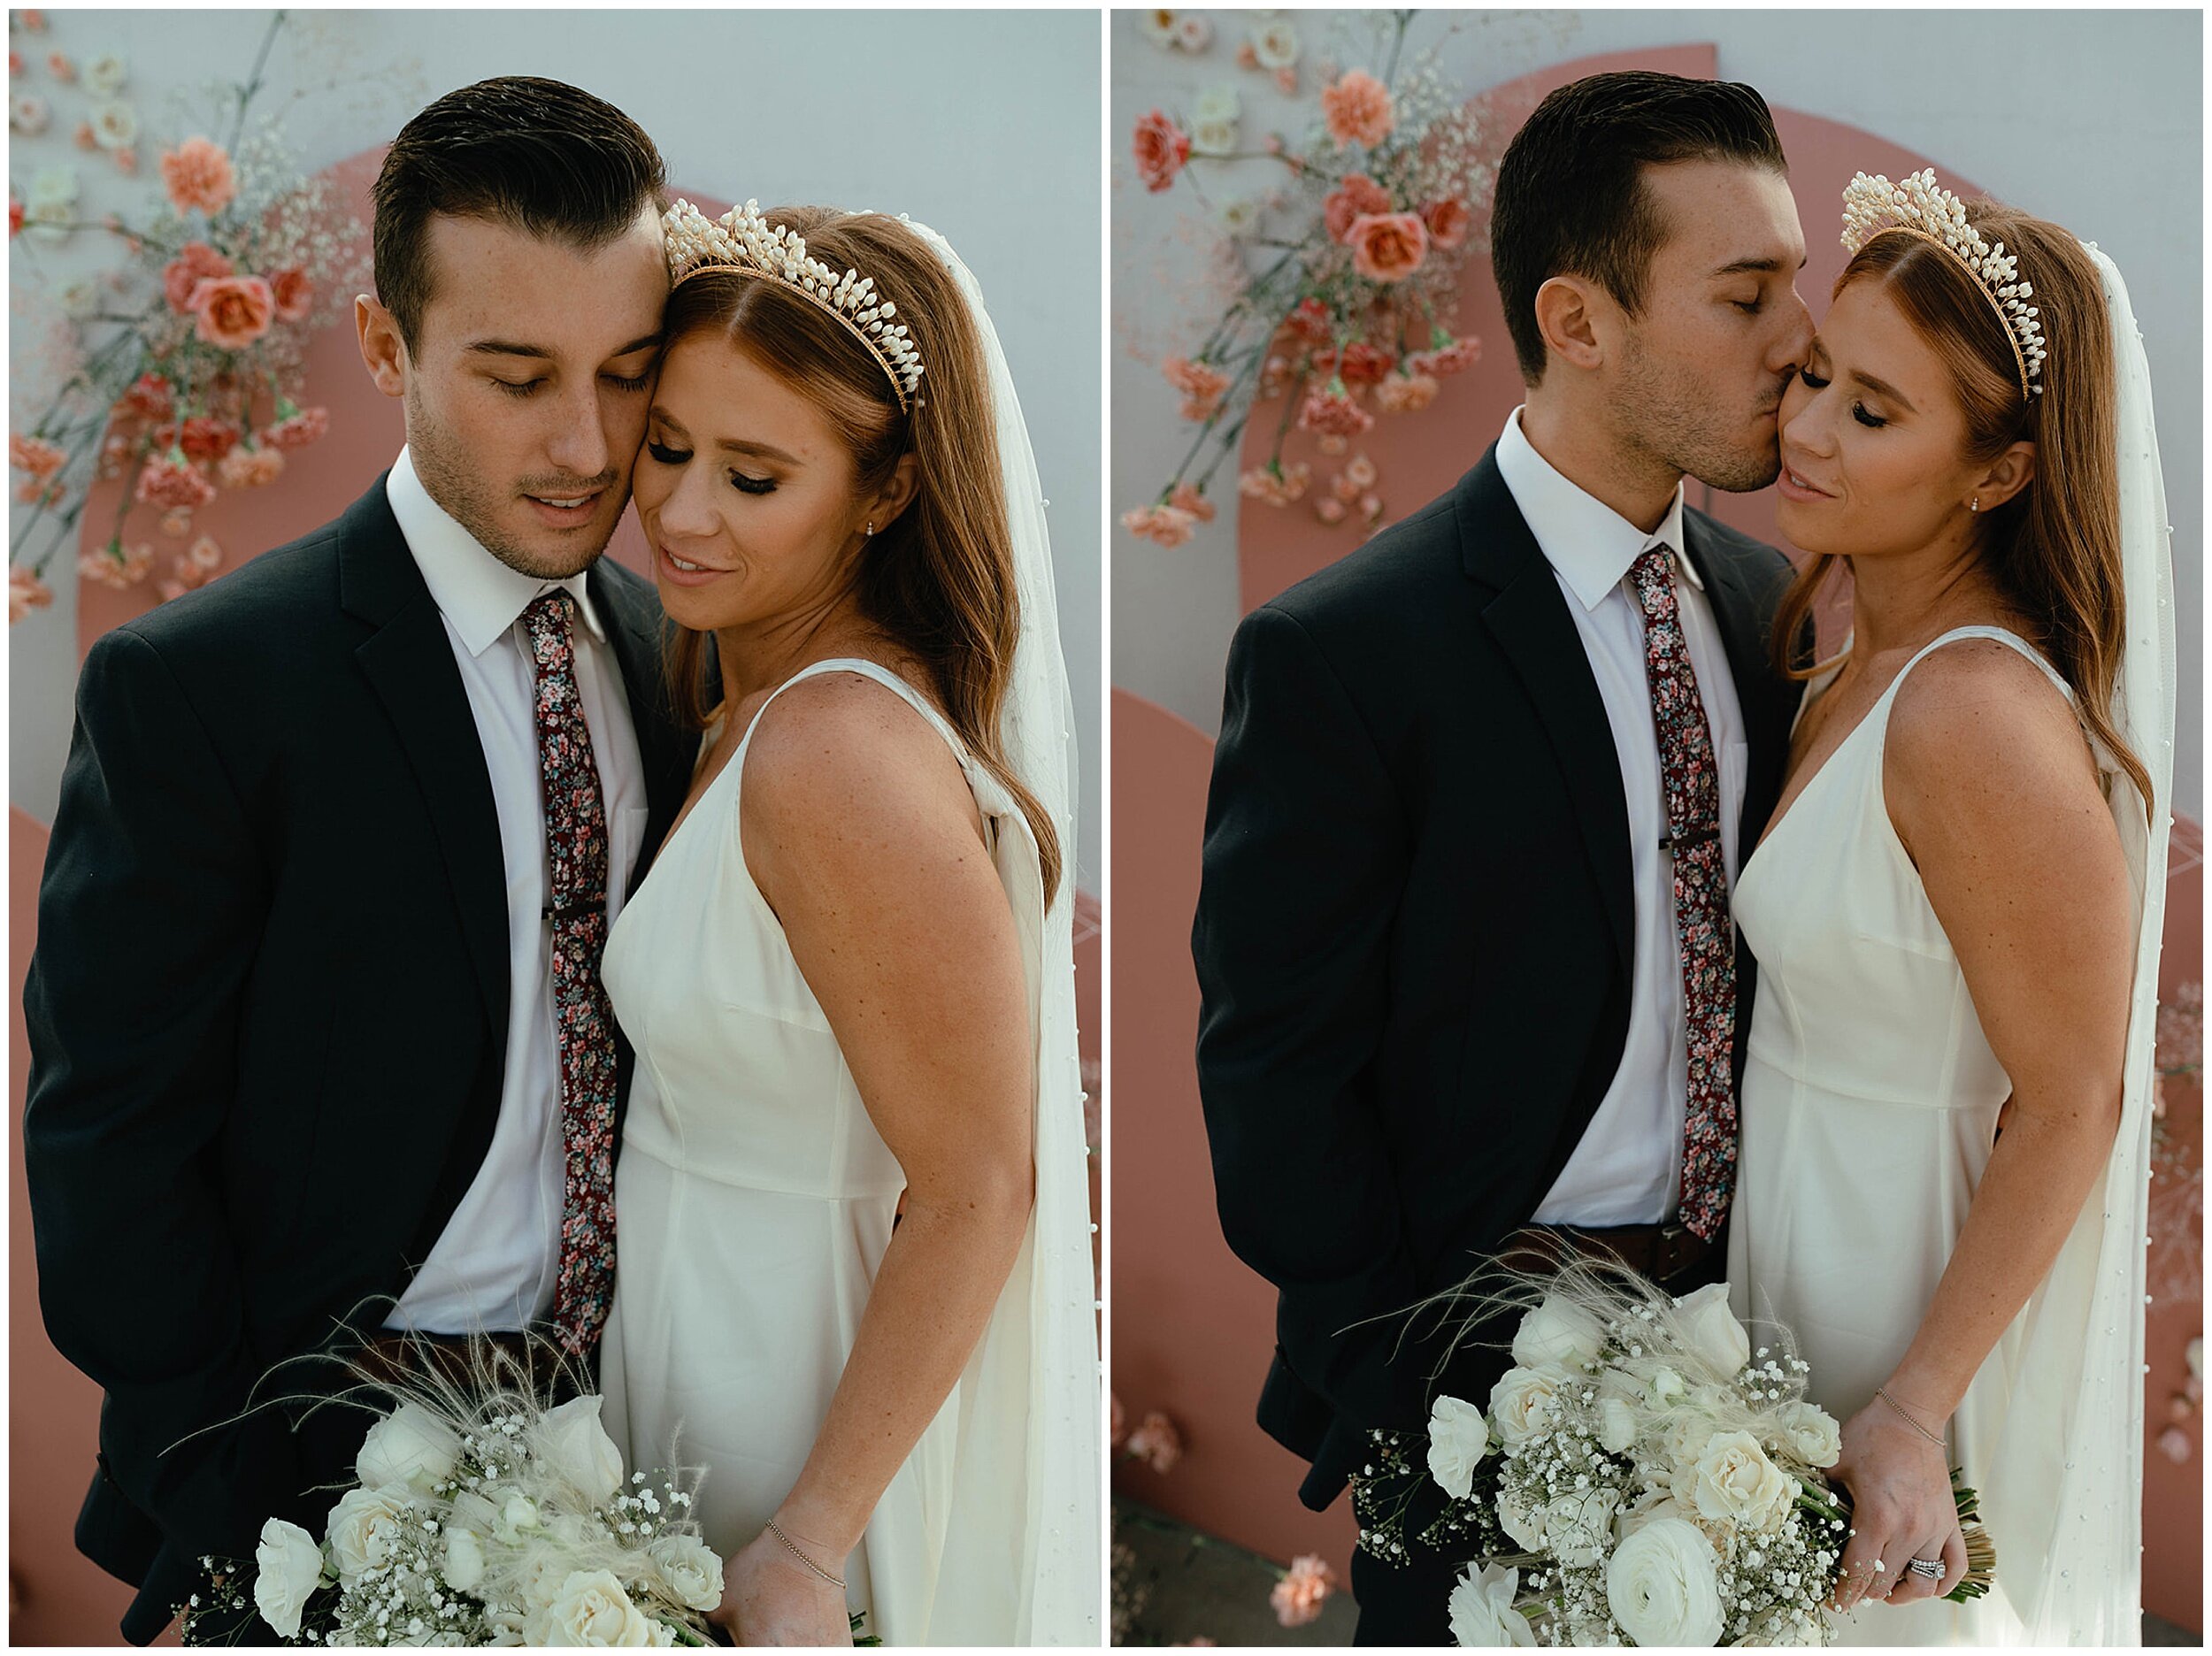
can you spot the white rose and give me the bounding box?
[525,1569,655,1646]
[1190,116,1238,157]
[1251,19,1301,69]
[1597,1394,1639,1454]
[252,1517,325,1639]
[1425,1395,1490,1500]
[84,51,127,95]
[1486,1366,1565,1448]
[495,1491,546,1545]
[1174,12,1212,50]
[1662,1398,1722,1471]
[357,1400,462,1493]
[1770,1399,1842,1468]
[27,164,78,208]
[1671,1283,1752,1376]
[1645,1365,1688,1407]
[1512,1293,1609,1371]
[1540,1487,1621,1568]
[1614,1491,1694,1544]
[58,276,100,318]
[1604,1517,1724,1646]
[1495,1489,1548,1553]
[88,98,135,150]
[1194,83,1240,124]
[1679,1430,1795,1535]
[647,1533,725,1613]
[1448,1560,1536,1646]
[1136,9,1178,45]
[443,1527,487,1593]
[325,1485,415,1584]
[1217,197,1261,238]
[534,1394,628,1503]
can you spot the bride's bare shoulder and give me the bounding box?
[741,667,979,849]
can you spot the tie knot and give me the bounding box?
[525,591,574,670]
[1630,545,1678,623]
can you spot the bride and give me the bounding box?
[1727,171,2174,1644]
[596,200,1099,1645]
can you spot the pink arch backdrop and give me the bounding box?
[1110,45,2203,1634]
[11,155,1103,1646]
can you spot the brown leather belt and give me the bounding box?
[354,1329,580,1403]
[1494,1221,1715,1286]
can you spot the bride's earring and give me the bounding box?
[865,519,876,537]
[1970,496,1980,512]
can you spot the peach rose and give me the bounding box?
[1348,212,1427,283]
[1133,110,1192,194]
[268,265,313,322]
[1322,172,1392,244]
[217,445,284,489]
[10,564,53,623]
[1271,1556,1337,1629]
[159,134,235,217]
[1424,196,1472,249]
[135,451,216,510]
[188,274,274,349]
[1168,480,1216,523]
[1321,69,1394,149]
[1375,372,1441,413]
[10,433,65,480]
[162,242,232,313]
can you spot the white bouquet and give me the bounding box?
[177,1341,724,1646]
[1415,1261,1991,1646]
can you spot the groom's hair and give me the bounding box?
[1492,71,1785,384]
[373,76,666,353]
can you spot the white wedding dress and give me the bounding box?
[1727,625,2154,1646]
[598,656,1094,1646]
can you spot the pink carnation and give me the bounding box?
[188,274,274,349]
[1238,460,1311,506]
[1315,433,1349,457]
[112,145,136,176]
[1322,172,1392,244]
[1333,341,1395,387]
[1133,110,1192,194]
[1168,480,1216,523]
[1408,335,1481,377]
[1315,495,1347,525]
[1376,372,1441,413]
[1274,65,1299,96]
[79,538,153,588]
[159,135,236,217]
[162,242,233,312]
[1283,296,1333,346]
[1174,13,1210,50]
[11,433,65,480]
[1118,504,1199,549]
[44,50,72,82]
[8,196,22,237]
[1344,453,1379,490]
[216,445,284,489]
[117,371,175,423]
[1124,1409,1185,1473]
[160,509,194,539]
[1298,386,1374,440]
[1236,40,1259,70]
[10,564,53,623]
[1110,1393,1128,1449]
[1321,69,1394,150]
[1271,1555,1337,1629]
[260,404,329,450]
[1348,211,1428,283]
[1161,355,1232,422]
[177,415,240,464]
[135,451,216,510]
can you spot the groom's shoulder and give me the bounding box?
[1685,503,1793,602]
[1251,479,1466,641]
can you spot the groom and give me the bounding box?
[23,77,695,1642]
[1194,72,1814,1644]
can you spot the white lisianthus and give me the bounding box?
[1678,1430,1796,1535]
[1190,116,1238,157]
[1448,1561,1536,1646]
[647,1534,725,1613]
[1486,1366,1563,1448]
[1671,1283,1752,1376]
[443,1526,488,1593]
[535,1395,628,1504]
[357,1399,463,1492]
[325,1485,415,1584]
[84,50,127,94]
[1597,1393,1640,1453]
[88,98,135,149]
[1511,1293,1609,1370]
[1770,1399,1842,1468]
[1425,1395,1490,1499]
[1194,83,1240,123]
[525,1569,654,1645]
[27,164,78,207]
[1136,9,1179,45]
[1250,19,1300,68]
[1604,1517,1724,1646]
[1217,197,1261,238]
[1540,1487,1621,1568]
[58,276,100,318]
[252,1517,325,1638]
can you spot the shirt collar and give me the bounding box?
[1494,406,1703,613]
[384,446,609,658]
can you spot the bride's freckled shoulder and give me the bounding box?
[1882,641,2106,835]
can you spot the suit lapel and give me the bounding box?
[339,480,511,1054]
[1458,450,1635,977]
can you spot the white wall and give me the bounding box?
[9,7,1105,886]
[1111,8,2204,818]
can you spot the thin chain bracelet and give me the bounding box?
[764,1518,847,1590]
[1874,1386,1948,1449]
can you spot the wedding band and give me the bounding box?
[1908,1558,1945,1580]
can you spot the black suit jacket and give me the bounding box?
[21,478,695,1642]
[1191,447,1803,1511]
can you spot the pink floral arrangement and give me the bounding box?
[1123,12,1490,542]
[1269,1553,1338,1629]
[7,12,365,617]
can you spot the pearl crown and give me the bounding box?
[1841,168,2047,398]
[664,198,926,410]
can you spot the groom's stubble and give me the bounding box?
[1612,326,1792,497]
[405,385,631,583]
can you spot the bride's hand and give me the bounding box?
[710,1528,854,1647]
[1826,1396,1965,1613]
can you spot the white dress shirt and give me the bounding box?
[382,447,651,1333]
[1492,408,1749,1228]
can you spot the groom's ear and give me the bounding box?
[356,295,409,400]
[1973,441,2037,513]
[1532,274,1609,374]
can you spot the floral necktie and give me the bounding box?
[524,592,618,1358]
[1628,548,1738,1240]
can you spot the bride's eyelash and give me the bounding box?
[644,438,775,494]
[646,439,689,465]
[1796,366,1887,430]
